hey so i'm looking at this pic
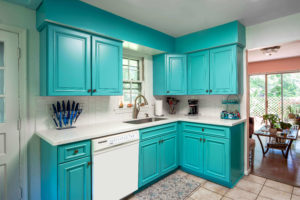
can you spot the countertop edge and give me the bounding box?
[35,118,246,146]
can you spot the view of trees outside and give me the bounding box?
[250,72,300,130]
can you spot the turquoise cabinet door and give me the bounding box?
[203,136,229,182]
[92,36,123,95]
[187,50,210,95]
[139,138,160,187]
[182,132,203,173]
[58,157,91,200]
[48,25,91,96]
[160,132,178,175]
[166,55,187,95]
[209,45,237,95]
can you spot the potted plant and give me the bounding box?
[262,114,280,134]
[287,105,296,119]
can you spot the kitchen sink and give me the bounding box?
[124,117,167,124]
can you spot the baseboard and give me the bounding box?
[244,168,251,175]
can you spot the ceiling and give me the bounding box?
[81,0,300,37]
[248,41,300,62]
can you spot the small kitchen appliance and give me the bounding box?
[188,99,199,115]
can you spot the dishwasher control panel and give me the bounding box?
[92,131,139,152]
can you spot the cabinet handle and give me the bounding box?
[88,89,91,93]
[202,128,204,132]
[166,91,170,93]
[200,138,202,142]
[203,139,206,142]
[93,89,96,93]
[209,89,212,93]
[74,150,78,154]
[87,162,92,166]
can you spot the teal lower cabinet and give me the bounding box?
[41,140,91,200]
[180,122,244,188]
[139,123,178,187]
[181,132,203,173]
[203,136,229,182]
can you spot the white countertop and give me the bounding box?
[35,116,246,146]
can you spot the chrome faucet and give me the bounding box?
[132,95,148,119]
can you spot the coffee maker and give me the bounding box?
[188,99,199,115]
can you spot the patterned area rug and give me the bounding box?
[134,172,201,200]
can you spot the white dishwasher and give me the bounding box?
[92,131,139,200]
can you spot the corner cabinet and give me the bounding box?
[186,44,243,95]
[139,123,178,187]
[180,122,244,188]
[153,54,187,95]
[41,140,92,200]
[40,24,123,96]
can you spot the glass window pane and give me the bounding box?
[282,72,300,121]
[267,74,282,119]
[123,67,129,80]
[129,68,139,81]
[129,60,138,67]
[250,75,266,130]
[123,90,131,104]
[0,98,4,123]
[0,42,3,66]
[123,58,128,65]
[0,70,3,95]
[131,83,141,89]
[123,83,130,89]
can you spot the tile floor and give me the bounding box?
[129,170,300,200]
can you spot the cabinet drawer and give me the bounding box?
[140,123,177,141]
[58,140,91,164]
[182,122,229,138]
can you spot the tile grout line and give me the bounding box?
[254,177,267,200]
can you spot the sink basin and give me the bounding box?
[124,117,167,124]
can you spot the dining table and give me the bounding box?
[254,126,299,159]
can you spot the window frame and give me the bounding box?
[122,55,144,105]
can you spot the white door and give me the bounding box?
[0,29,20,200]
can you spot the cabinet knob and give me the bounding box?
[87,162,92,166]
[166,91,170,93]
[161,139,164,143]
[88,89,91,93]
[93,89,96,93]
[200,138,202,142]
[203,139,206,142]
[74,150,78,154]
[202,128,204,132]
[209,90,212,93]
[206,90,208,93]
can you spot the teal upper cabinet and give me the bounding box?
[92,36,122,96]
[40,24,123,96]
[40,25,91,96]
[187,44,243,95]
[210,45,239,95]
[153,54,187,95]
[187,50,210,95]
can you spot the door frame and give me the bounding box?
[0,24,28,200]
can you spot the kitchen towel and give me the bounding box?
[155,99,163,116]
